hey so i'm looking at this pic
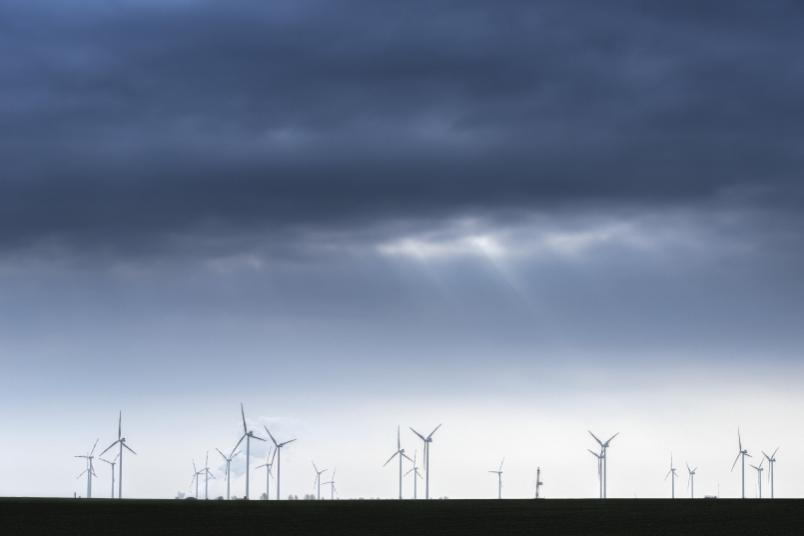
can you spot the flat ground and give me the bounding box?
[2,498,803,536]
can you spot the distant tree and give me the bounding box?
[259,493,268,500]
[303,494,316,501]
[215,496,224,500]
[175,492,186,499]
[288,494,299,500]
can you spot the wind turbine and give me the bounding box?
[409,424,441,499]
[99,411,137,499]
[321,469,337,500]
[99,454,119,499]
[749,459,764,498]
[730,429,751,499]
[215,444,241,500]
[404,451,422,499]
[264,426,297,500]
[535,467,544,499]
[588,431,618,498]
[488,458,504,499]
[200,451,216,500]
[75,439,99,499]
[312,462,328,500]
[664,454,677,499]
[762,447,779,499]
[238,403,266,499]
[587,449,603,499]
[190,460,202,499]
[384,426,413,499]
[686,463,697,499]
[255,447,275,500]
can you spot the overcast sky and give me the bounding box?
[1,0,803,500]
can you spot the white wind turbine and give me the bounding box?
[535,467,544,499]
[749,459,764,498]
[404,451,422,499]
[215,444,241,500]
[264,426,297,500]
[75,439,99,499]
[762,447,779,499]
[587,449,604,499]
[99,454,119,499]
[190,460,202,499]
[321,469,337,500]
[255,447,276,500]
[200,451,216,500]
[238,403,266,500]
[686,463,697,499]
[664,454,678,499]
[488,458,504,499]
[99,411,137,499]
[730,429,751,499]
[588,431,618,498]
[409,424,441,499]
[312,462,328,500]
[384,426,413,499]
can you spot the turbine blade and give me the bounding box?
[90,438,99,456]
[427,423,442,439]
[409,428,426,441]
[730,451,741,471]
[216,448,227,461]
[771,447,780,458]
[588,431,604,446]
[118,411,122,440]
[605,432,619,444]
[232,434,245,454]
[99,440,120,457]
[263,426,279,447]
[123,443,137,455]
[383,451,399,467]
[240,403,248,433]
[280,438,297,447]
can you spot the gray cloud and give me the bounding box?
[2,0,803,257]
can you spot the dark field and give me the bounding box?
[3,498,804,536]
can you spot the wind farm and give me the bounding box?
[4,0,804,534]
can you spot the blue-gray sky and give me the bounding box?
[1,0,803,499]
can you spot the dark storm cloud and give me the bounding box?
[1,0,803,254]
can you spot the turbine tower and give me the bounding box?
[730,429,751,499]
[762,447,779,499]
[749,460,764,498]
[255,447,276,500]
[99,411,137,499]
[215,444,241,500]
[99,454,119,499]
[75,439,99,499]
[384,426,412,499]
[264,426,297,500]
[587,449,603,498]
[686,463,697,499]
[664,454,677,499]
[321,469,337,500]
[238,403,266,499]
[588,431,618,498]
[488,458,504,499]
[404,451,422,499]
[312,462,328,500]
[535,467,543,499]
[410,424,441,499]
